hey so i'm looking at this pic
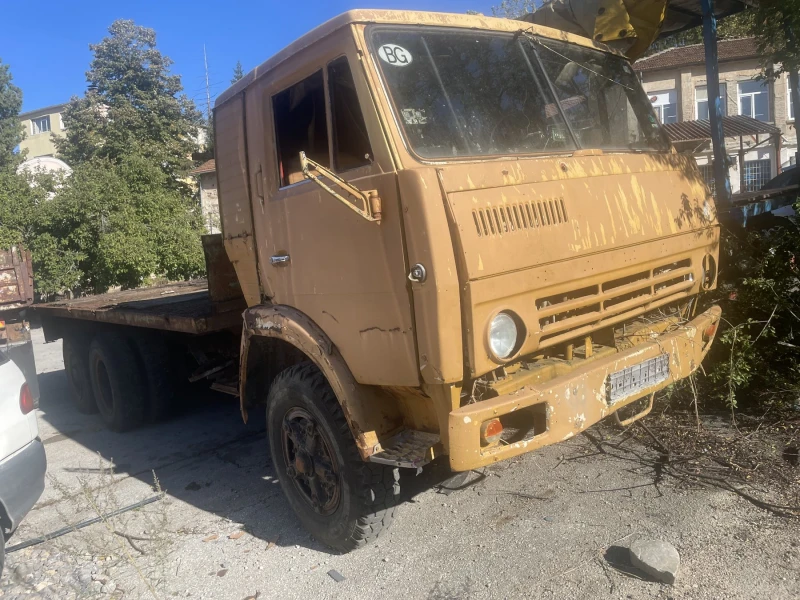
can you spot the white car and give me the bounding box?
[0,349,46,574]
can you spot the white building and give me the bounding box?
[634,38,797,193]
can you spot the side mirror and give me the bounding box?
[299,152,382,223]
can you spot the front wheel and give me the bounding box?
[267,363,399,552]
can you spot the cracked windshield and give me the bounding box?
[371,28,669,158]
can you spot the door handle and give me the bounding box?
[270,254,290,266]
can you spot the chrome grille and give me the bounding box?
[473,197,568,237]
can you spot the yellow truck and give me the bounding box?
[37,10,721,551]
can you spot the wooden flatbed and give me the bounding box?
[33,279,244,335]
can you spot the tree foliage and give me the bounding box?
[647,11,755,54]
[751,0,800,79]
[231,60,245,84]
[0,21,207,297]
[490,0,537,19]
[55,20,203,190]
[0,58,23,169]
[700,216,800,410]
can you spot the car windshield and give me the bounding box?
[370,28,670,159]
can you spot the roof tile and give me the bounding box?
[633,37,759,72]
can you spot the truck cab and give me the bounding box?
[213,10,720,550]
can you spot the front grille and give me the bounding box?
[536,258,694,345]
[472,197,568,237]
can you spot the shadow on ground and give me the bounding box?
[34,367,457,555]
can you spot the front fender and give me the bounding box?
[240,304,403,460]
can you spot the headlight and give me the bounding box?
[489,312,518,360]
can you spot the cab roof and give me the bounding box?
[215,9,621,108]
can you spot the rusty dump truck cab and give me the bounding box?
[215,10,720,476]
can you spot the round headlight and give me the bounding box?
[489,312,518,360]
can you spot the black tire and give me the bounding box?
[267,363,399,552]
[132,334,178,423]
[63,335,99,414]
[88,333,146,432]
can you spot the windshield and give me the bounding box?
[370,27,670,159]
[533,38,668,151]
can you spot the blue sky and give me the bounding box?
[1,1,494,114]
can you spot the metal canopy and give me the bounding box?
[659,0,755,39]
[663,115,780,143]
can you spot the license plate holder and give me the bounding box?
[606,354,669,404]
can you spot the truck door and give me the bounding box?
[248,49,418,387]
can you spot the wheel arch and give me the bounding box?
[240,305,403,460]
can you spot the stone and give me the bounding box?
[101,582,116,594]
[629,539,680,584]
[12,563,31,582]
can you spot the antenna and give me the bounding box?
[203,44,211,122]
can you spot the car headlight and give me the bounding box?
[489,312,518,360]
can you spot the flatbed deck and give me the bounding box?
[34,280,243,335]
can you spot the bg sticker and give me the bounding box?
[378,44,413,66]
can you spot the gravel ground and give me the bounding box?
[1,327,799,599]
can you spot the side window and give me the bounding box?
[328,56,373,172]
[272,70,329,187]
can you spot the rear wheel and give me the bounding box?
[88,333,146,432]
[63,335,98,414]
[267,363,399,552]
[132,333,178,423]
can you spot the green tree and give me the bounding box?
[27,19,209,295]
[0,59,23,169]
[55,20,203,190]
[490,0,537,18]
[751,1,800,78]
[231,60,245,84]
[648,11,755,54]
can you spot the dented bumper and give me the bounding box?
[448,306,721,471]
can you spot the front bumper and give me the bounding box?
[0,438,47,532]
[448,306,721,471]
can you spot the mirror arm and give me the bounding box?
[299,152,381,223]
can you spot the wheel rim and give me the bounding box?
[281,407,341,516]
[94,359,114,414]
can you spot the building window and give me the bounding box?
[788,78,796,122]
[649,90,678,124]
[695,84,727,120]
[31,116,51,135]
[327,56,372,172]
[738,80,770,122]
[743,159,771,192]
[272,70,329,187]
[59,114,65,130]
[698,164,716,195]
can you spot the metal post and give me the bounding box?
[785,25,800,167]
[790,70,800,167]
[701,0,732,207]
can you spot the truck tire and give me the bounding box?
[132,334,177,423]
[63,335,98,414]
[267,363,399,552]
[88,333,146,432]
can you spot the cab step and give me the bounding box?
[368,430,441,469]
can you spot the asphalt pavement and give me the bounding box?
[1,327,798,599]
